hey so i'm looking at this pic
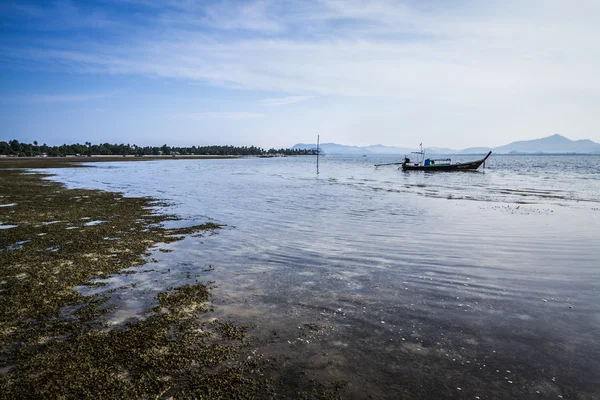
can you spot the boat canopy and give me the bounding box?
[424,158,451,166]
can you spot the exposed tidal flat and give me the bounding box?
[2,155,600,399]
[0,167,279,399]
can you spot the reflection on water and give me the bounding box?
[41,155,600,398]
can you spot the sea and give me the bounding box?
[40,154,600,399]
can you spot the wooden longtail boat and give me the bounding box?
[401,150,492,171]
[373,145,492,171]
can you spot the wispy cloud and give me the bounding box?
[21,92,116,103]
[4,0,117,31]
[201,1,285,33]
[259,96,314,106]
[169,112,264,120]
[6,0,598,97]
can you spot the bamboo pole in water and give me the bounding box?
[317,135,320,175]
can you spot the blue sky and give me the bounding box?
[1,0,599,149]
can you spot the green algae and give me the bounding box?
[0,168,269,399]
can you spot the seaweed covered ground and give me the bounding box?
[0,167,271,399]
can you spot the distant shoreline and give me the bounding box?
[0,154,240,167]
[0,154,238,160]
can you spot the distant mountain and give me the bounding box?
[291,143,318,150]
[291,143,458,155]
[459,147,492,155]
[291,143,367,154]
[491,134,600,154]
[292,135,600,155]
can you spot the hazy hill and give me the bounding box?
[292,135,600,155]
[492,134,600,154]
[291,143,367,154]
[291,143,457,155]
[459,147,492,154]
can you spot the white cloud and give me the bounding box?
[11,0,599,97]
[259,96,314,106]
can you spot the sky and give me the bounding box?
[1,0,599,149]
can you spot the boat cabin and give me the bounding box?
[423,158,451,166]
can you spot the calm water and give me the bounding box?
[41,155,600,399]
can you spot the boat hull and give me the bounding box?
[401,151,492,172]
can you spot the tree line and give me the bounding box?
[0,140,317,157]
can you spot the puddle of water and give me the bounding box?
[0,225,18,230]
[161,219,209,229]
[4,240,31,251]
[84,220,107,227]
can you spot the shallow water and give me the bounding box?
[40,155,600,398]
